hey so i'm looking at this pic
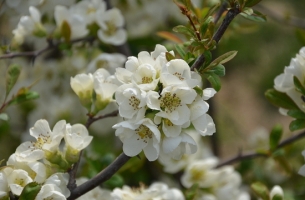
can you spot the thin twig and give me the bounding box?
[215,130,305,168]
[0,37,94,60]
[68,152,131,200]
[191,5,240,70]
[85,110,119,128]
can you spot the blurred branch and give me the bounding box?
[67,152,131,200]
[255,4,305,30]
[85,110,119,128]
[0,37,94,60]
[215,130,305,168]
[191,5,240,70]
[213,2,228,24]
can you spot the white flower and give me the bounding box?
[44,173,70,198]
[15,119,66,162]
[72,0,106,25]
[274,47,305,113]
[70,73,94,109]
[87,53,126,74]
[76,177,112,200]
[93,68,118,111]
[0,171,9,198]
[269,185,284,199]
[55,5,88,39]
[181,158,219,188]
[6,169,33,196]
[113,118,161,161]
[35,184,66,200]
[115,84,147,122]
[189,96,215,136]
[161,59,199,88]
[64,123,93,163]
[7,153,47,183]
[96,8,127,45]
[147,85,197,125]
[162,132,197,160]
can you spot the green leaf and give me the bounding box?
[289,119,305,131]
[211,51,237,66]
[61,20,71,43]
[0,113,9,121]
[210,64,225,77]
[19,182,41,200]
[287,110,305,119]
[269,124,283,151]
[6,64,21,98]
[173,25,196,38]
[251,182,269,200]
[194,86,203,97]
[265,89,299,110]
[206,73,221,91]
[185,183,200,200]
[9,91,40,106]
[245,0,263,7]
[272,194,283,200]
[175,44,186,58]
[165,52,175,61]
[241,9,266,22]
[293,76,305,96]
[242,7,253,15]
[200,17,212,38]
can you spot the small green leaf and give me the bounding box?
[287,110,305,119]
[0,113,9,121]
[9,91,40,106]
[206,73,221,91]
[289,119,305,131]
[61,20,71,43]
[272,194,283,200]
[19,182,41,200]
[251,182,269,200]
[269,124,283,151]
[165,52,175,61]
[242,7,253,15]
[241,9,266,22]
[210,64,225,77]
[265,89,299,110]
[245,0,263,7]
[200,18,212,38]
[6,64,21,98]
[185,183,200,200]
[175,44,186,58]
[293,76,305,96]
[194,86,203,97]
[173,25,196,38]
[210,51,237,67]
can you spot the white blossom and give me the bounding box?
[72,0,106,25]
[96,8,127,45]
[6,169,33,196]
[113,118,161,161]
[87,53,126,74]
[44,173,70,198]
[0,171,9,199]
[76,177,112,200]
[35,184,66,200]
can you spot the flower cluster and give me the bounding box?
[181,157,250,200]
[0,119,92,199]
[112,44,216,161]
[12,0,127,46]
[274,47,305,115]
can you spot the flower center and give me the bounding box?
[96,60,109,69]
[15,178,26,187]
[164,118,174,126]
[190,167,205,182]
[104,21,117,36]
[129,95,140,110]
[32,133,50,149]
[135,125,153,143]
[173,72,184,80]
[160,92,181,113]
[141,76,153,84]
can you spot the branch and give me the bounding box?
[255,4,305,30]
[67,152,131,200]
[0,37,94,60]
[215,130,305,168]
[213,1,228,24]
[85,110,119,128]
[191,6,240,70]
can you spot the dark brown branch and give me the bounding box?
[215,130,305,168]
[191,6,240,70]
[67,152,131,200]
[255,4,305,30]
[85,110,119,128]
